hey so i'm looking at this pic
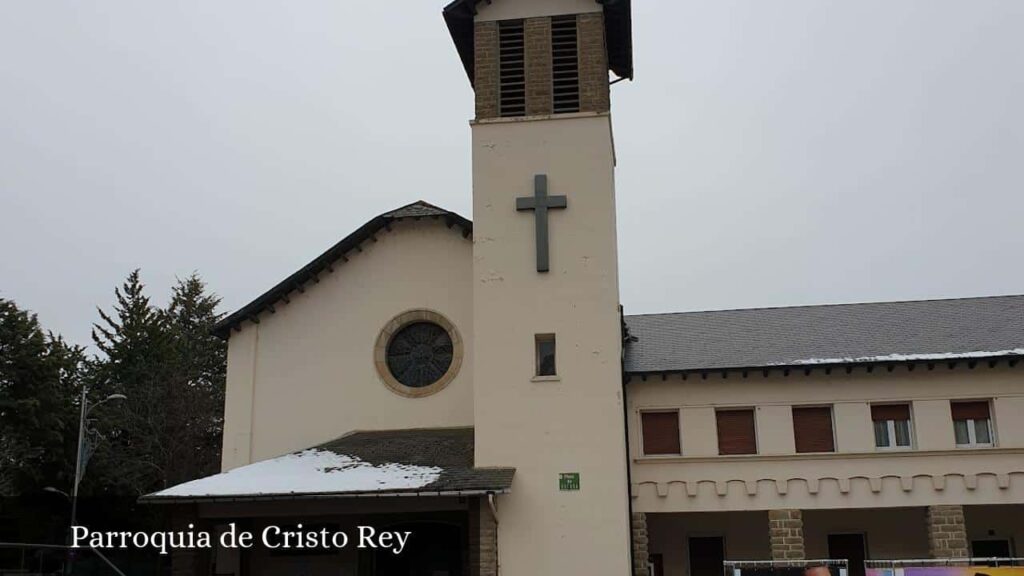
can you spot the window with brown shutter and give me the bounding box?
[951,400,993,447]
[793,406,835,453]
[951,401,990,421]
[716,409,757,455]
[641,411,680,455]
[871,404,910,422]
[871,404,912,449]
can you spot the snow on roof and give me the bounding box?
[625,295,1024,373]
[151,449,442,499]
[775,348,1024,366]
[142,428,515,503]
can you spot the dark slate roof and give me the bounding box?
[142,428,514,503]
[212,201,472,339]
[443,0,633,85]
[624,295,1024,374]
[316,428,514,494]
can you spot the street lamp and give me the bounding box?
[58,389,127,574]
[70,390,127,530]
[48,389,125,575]
[43,486,70,500]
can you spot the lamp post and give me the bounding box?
[64,388,126,575]
[43,486,70,500]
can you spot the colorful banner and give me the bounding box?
[738,566,844,576]
[868,568,1024,576]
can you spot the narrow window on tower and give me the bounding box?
[535,334,556,377]
[551,15,580,114]
[498,19,526,117]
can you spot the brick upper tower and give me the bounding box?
[473,11,610,118]
[445,1,637,575]
[445,0,632,119]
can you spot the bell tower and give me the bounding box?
[444,0,635,574]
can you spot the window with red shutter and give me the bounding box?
[641,411,681,455]
[715,409,757,455]
[792,406,835,453]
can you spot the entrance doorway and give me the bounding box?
[371,522,463,576]
[828,534,866,576]
[972,539,1012,558]
[689,536,725,576]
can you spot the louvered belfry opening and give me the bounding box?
[551,15,580,114]
[474,12,608,120]
[498,19,526,117]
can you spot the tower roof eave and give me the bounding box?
[442,0,633,86]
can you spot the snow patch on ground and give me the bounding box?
[152,449,442,498]
[777,348,1024,366]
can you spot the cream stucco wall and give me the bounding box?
[471,112,632,576]
[629,366,1024,513]
[220,219,475,470]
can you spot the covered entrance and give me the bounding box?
[142,428,512,576]
[372,522,464,576]
[688,537,725,576]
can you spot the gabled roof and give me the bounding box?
[142,428,514,503]
[624,295,1024,375]
[442,0,634,84]
[212,201,472,339]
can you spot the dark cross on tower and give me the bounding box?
[516,174,567,273]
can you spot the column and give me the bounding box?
[769,509,806,561]
[926,505,969,559]
[632,512,650,576]
[469,497,498,576]
[170,505,211,576]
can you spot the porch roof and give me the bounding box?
[141,428,514,504]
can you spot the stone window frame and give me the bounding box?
[374,309,463,398]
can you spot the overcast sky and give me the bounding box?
[2,0,1022,349]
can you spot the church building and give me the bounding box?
[145,1,1024,575]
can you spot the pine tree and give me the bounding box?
[0,299,81,497]
[88,270,175,496]
[165,273,226,485]
[86,270,226,496]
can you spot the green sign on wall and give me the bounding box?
[559,472,580,491]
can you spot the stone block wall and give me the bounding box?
[524,17,553,116]
[632,512,650,576]
[769,509,806,561]
[474,21,499,120]
[927,505,969,558]
[577,12,610,113]
[469,497,498,576]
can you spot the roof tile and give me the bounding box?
[624,295,1024,373]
